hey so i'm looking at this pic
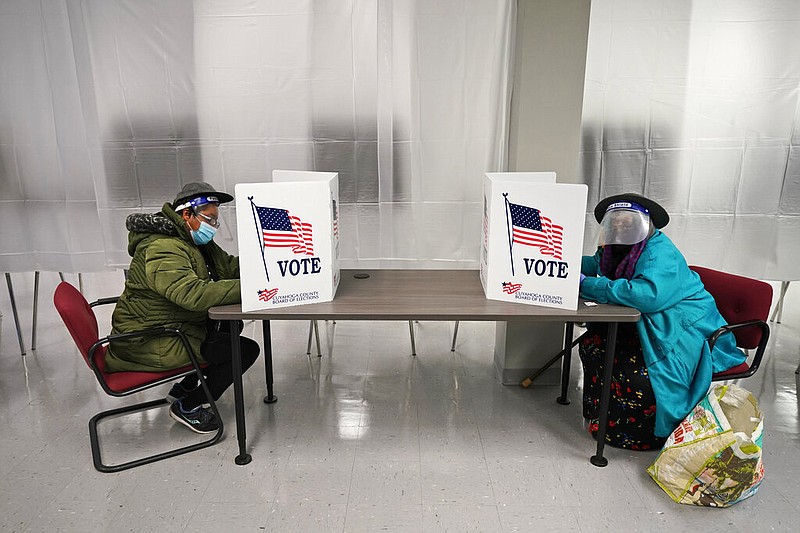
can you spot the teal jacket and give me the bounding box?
[579,230,745,437]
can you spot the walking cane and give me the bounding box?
[520,331,589,388]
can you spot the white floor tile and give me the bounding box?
[344,503,423,532]
[275,461,354,504]
[265,501,347,533]
[184,502,268,532]
[422,503,502,533]
[348,459,422,507]
[355,424,421,462]
[485,456,572,506]
[497,504,580,533]
[420,460,495,505]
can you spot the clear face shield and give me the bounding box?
[597,203,652,246]
[175,195,221,228]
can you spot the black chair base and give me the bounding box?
[89,397,223,473]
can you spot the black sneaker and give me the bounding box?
[166,382,195,403]
[169,400,220,434]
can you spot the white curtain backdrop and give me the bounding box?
[7,1,796,281]
[0,0,515,273]
[580,0,800,281]
[0,0,102,273]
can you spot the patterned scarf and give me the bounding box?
[599,239,647,280]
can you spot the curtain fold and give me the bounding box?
[0,0,103,273]
[190,0,515,269]
[0,0,515,272]
[580,0,800,280]
[3,1,799,281]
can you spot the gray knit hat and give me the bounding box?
[172,182,234,211]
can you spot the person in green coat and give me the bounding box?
[578,193,746,450]
[107,182,259,434]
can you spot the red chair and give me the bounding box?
[689,266,772,381]
[53,281,222,473]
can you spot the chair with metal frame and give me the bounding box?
[53,281,223,473]
[689,266,772,381]
[306,319,424,356]
[306,320,323,356]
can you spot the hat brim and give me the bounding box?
[212,191,234,204]
[594,193,669,229]
[174,191,234,208]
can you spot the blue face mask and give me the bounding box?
[190,221,217,245]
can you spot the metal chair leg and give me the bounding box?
[306,320,322,356]
[33,272,66,351]
[4,273,26,355]
[31,271,40,351]
[769,281,790,324]
[408,320,416,356]
[451,321,460,351]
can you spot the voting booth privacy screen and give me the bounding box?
[480,173,588,310]
[235,171,340,311]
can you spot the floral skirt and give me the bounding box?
[578,324,666,451]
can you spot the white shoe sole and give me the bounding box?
[168,406,219,434]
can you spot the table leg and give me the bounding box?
[590,322,618,467]
[229,319,251,465]
[556,322,574,405]
[262,320,277,404]
[5,273,26,356]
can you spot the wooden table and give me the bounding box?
[209,269,640,467]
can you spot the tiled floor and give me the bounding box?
[1,271,798,532]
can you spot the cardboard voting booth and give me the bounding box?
[235,171,340,311]
[480,172,587,310]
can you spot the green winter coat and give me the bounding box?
[105,203,241,372]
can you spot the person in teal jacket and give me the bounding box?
[578,193,745,450]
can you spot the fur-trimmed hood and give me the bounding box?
[126,203,191,257]
[126,212,179,236]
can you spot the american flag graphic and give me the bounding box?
[254,205,314,255]
[482,197,489,249]
[508,202,563,260]
[332,198,339,240]
[258,288,278,302]
[502,282,522,295]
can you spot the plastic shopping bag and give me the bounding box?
[647,384,763,507]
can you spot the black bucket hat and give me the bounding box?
[594,193,669,229]
[172,182,234,211]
